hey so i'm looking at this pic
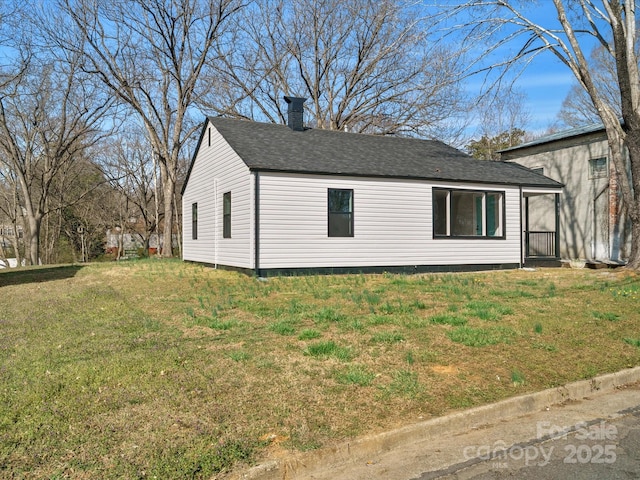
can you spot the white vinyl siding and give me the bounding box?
[257,172,521,269]
[182,123,253,268]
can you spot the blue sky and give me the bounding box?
[510,55,577,132]
[446,1,601,136]
[509,6,577,132]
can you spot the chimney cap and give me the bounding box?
[284,96,307,106]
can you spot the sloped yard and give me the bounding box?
[1,260,639,478]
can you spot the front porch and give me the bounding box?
[523,191,561,267]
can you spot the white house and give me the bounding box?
[182,97,563,276]
[501,123,629,264]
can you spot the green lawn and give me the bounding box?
[1,260,639,478]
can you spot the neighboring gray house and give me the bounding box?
[501,124,630,264]
[181,97,562,276]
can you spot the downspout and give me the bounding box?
[519,186,524,268]
[214,178,218,269]
[254,171,260,277]
[555,193,560,259]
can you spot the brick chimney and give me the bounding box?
[284,96,306,132]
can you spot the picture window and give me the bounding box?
[433,188,504,238]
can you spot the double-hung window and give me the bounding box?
[589,157,608,179]
[328,188,353,237]
[433,188,504,238]
[223,192,231,238]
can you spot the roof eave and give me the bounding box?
[181,119,210,195]
[499,123,607,154]
[249,167,563,189]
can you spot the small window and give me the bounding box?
[433,188,504,238]
[223,192,231,238]
[191,203,198,240]
[589,157,608,178]
[328,188,353,237]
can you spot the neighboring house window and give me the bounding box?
[433,188,504,238]
[589,157,608,179]
[328,188,354,237]
[223,192,231,238]
[192,203,198,240]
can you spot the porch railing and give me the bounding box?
[526,231,557,258]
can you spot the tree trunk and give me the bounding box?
[26,214,40,266]
[11,185,22,267]
[10,232,21,267]
[628,216,640,270]
[173,191,182,258]
[117,228,124,260]
[161,180,175,257]
[622,130,640,269]
[0,241,8,268]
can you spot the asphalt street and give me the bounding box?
[299,381,640,480]
[418,401,640,479]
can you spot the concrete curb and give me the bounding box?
[231,366,640,480]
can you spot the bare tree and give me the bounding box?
[442,1,640,269]
[557,83,601,128]
[100,128,160,257]
[44,156,115,263]
[467,88,530,159]
[558,43,625,127]
[56,0,244,257]
[0,167,24,267]
[207,0,467,139]
[0,55,112,265]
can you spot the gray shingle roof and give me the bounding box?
[195,117,562,188]
[499,122,605,153]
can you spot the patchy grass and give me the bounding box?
[0,261,639,478]
[298,328,322,340]
[269,319,298,336]
[304,340,354,361]
[370,331,405,344]
[430,313,468,326]
[511,369,526,386]
[334,365,376,386]
[446,325,516,346]
[380,370,425,399]
[592,310,621,322]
